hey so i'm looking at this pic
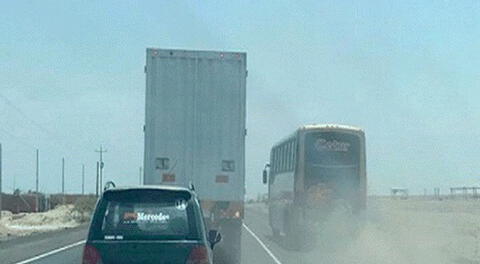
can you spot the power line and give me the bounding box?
[0,92,78,152]
[0,127,37,150]
[0,93,94,197]
[0,92,54,136]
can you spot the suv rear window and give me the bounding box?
[92,189,201,241]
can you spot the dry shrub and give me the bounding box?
[73,196,98,223]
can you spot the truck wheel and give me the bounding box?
[272,227,281,239]
[214,220,242,264]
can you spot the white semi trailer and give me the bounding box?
[144,48,247,263]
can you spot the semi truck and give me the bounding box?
[143,48,247,263]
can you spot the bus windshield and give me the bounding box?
[305,132,360,166]
[304,132,361,199]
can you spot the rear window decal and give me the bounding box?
[175,200,187,210]
[137,212,170,222]
[123,212,137,221]
[122,212,170,223]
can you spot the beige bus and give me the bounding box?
[262,124,366,244]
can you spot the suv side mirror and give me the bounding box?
[208,230,222,249]
[262,169,268,184]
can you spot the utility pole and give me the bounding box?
[95,145,107,192]
[96,161,99,197]
[62,157,65,204]
[35,149,39,212]
[81,164,85,195]
[0,144,2,219]
[139,166,143,185]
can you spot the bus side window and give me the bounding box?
[273,148,278,173]
[270,151,274,174]
[272,149,276,174]
[292,141,296,169]
[273,148,277,174]
[285,143,289,171]
[278,147,283,172]
[289,141,293,171]
[291,141,295,170]
[277,147,280,172]
[287,142,292,171]
[275,148,279,174]
[287,141,290,171]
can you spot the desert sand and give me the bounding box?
[304,196,480,264]
[0,205,81,240]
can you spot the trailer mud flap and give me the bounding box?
[213,219,242,264]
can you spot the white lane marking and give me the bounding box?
[243,223,282,264]
[14,240,86,264]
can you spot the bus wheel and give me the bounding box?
[285,214,304,250]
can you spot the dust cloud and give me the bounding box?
[301,197,480,264]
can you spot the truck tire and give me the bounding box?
[214,219,242,264]
[272,227,281,239]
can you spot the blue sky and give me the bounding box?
[1,0,480,197]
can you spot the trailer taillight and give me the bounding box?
[215,175,229,183]
[162,173,175,182]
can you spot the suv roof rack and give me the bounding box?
[103,181,116,191]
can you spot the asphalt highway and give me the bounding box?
[0,204,286,264]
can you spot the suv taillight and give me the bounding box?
[186,245,210,264]
[82,244,103,264]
